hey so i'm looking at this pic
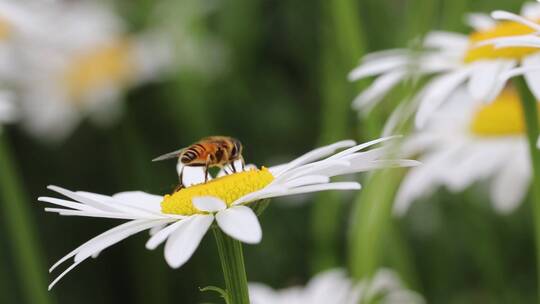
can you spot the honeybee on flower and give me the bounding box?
[39,137,419,289]
[153,136,245,190]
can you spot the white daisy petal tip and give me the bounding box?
[46,185,62,192]
[491,10,540,31]
[192,196,227,213]
[164,215,214,269]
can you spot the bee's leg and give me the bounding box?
[174,184,184,192]
[231,161,237,173]
[204,156,211,183]
[240,156,245,171]
[175,165,185,192]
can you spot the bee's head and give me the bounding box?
[231,138,243,159]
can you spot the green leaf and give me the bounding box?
[200,285,231,304]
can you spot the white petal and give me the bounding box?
[467,60,515,102]
[327,135,400,160]
[111,191,164,214]
[415,68,471,128]
[248,283,283,304]
[272,160,350,184]
[523,53,540,101]
[216,206,262,244]
[522,2,540,19]
[348,56,407,81]
[49,219,169,286]
[49,260,84,290]
[492,10,540,31]
[113,191,163,205]
[193,196,227,212]
[231,185,286,206]
[393,145,461,216]
[483,35,540,49]
[73,220,165,263]
[47,186,117,212]
[270,140,356,176]
[177,164,210,187]
[442,142,504,192]
[361,49,409,63]
[284,175,330,188]
[423,31,469,50]
[146,220,186,250]
[304,270,352,304]
[490,153,530,213]
[352,70,406,111]
[164,215,213,268]
[259,182,361,200]
[465,13,496,31]
[38,196,96,212]
[44,208,150,220]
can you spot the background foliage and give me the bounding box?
[0,0,534,303]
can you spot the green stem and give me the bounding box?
[348,169,402,278]
[0,133,53,304]
[348,0,439,282]
[310,0,366,273]
[515,76,540,303]
[213,228,250,304]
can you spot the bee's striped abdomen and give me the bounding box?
[181,144,205,164]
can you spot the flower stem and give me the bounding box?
[311,0,366,273]
[348,169,402,278]
[213,228,250,304]
[0,132,52,304]
[515,76,540,303]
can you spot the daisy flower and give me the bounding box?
[248,268,424,304]
[394,86,534,215]
[349,2,540,128]
[9,1,171,141]
[38,137,418,289]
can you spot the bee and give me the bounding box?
[152,136,245,189]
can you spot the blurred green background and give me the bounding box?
[0,0,535,303]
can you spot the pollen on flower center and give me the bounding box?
[465,19,540,62]
[161,167,275,216]
[62,39,136,102]
[469,87,540,136]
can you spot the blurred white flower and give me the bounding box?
[248,268,424,304]
[395,87,533,215]
[0,90,15,126]
[39,138,419,289]
[350,2,540,129]
[4,1,171,141]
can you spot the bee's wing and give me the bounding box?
[152,148,184,162]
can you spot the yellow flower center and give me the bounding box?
[464,18,540,62]
[62,39,136,102]
[469,87,540,136]
[161,167,275,216]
